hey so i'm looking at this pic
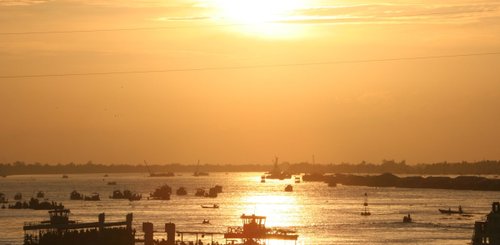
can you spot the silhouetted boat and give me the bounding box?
[195,188,206,197]
[36,191,45,198]
[0,193,8,203]
[150,184,172,200]
[439,206,463,214]
[144,160,175,177]
[84,193,100,201]
[128,193,142,201]
[202,219,210,224]
[224,214,298,243]
[403,214,412,223]
[176,187,187,196]
[261,175,266,183]
[193,160,209,176]
[265,157,291,180]
[23,209,133,245]
[14,193,22,200]
[284,185,293,192]
[201,204,219,208]
[107,181,117,185]
[62,175,68,179]
[361,193,371,216]
[70,190,83,200]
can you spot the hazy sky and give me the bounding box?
[1,0,499,164]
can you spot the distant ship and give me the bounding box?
[193,161,209,176]
[265,157,291,180]
[144,160,174,177]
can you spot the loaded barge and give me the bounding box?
[23,210,298,245]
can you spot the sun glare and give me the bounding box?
[209,0,307,38]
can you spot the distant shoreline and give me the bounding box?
[2,159,500,176]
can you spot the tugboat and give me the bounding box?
[361,193,371,216]
[284,185,293,192]
[224,214,298,244]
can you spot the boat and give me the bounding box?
[62,175,68,179]
[176,187,187,196]
[224,214,298,244]
[265,157,291,180]
[294,176,301,183]
[201,204,219,208]
[193,160,209,176]
[150,184,172,200]
[107,181,117,185]
[70,190,83,200]
[23,209,134,245]
[195,188,206,197]
[144,160,174,177]
[36,191,45,198]
[361,193,371,216]
[284,185,293,192]
[261,175,266,183]
[14,193,22,200]
[403,214,412,223]
[439,206,463,214]
[0,193,8,203]
[84,193,100,201]
[202,219,210,224]
[128,193,142,201]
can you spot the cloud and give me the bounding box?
[0,0,50,6]
[280,3,500,25]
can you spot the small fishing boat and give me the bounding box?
[84,193,100,201]
[107,181,117,185]
[403,214,412,223]
[0,193,7,203]
[201,204,219,208]
[439,206,463,214]
[70,190,83,200]
[62,175,68,179]
[176,187,187,196]
[284,185,293,192]
[361,193,371,216]
[202,219,210,224]
[14,193,22,200]
[36,191,45,198]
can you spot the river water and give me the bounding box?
[0,172,497,244]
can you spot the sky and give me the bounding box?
[0,0,499,165]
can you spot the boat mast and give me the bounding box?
[144,160,153,176]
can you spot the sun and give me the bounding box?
[209,0,307,38]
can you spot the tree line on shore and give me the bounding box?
[1,159,500,176]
